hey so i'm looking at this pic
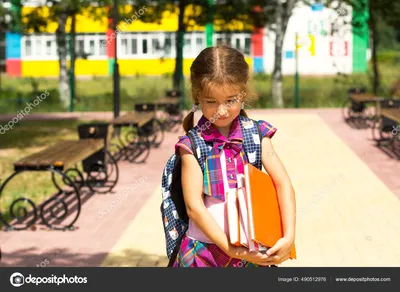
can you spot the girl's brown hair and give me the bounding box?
[182,45,257,133]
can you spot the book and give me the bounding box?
[226,189,240,246]
[243,163,296,259]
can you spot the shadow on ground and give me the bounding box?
[0,247,168,267]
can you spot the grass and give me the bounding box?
[1,62,399,113]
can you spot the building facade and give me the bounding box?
[4,1,369,77]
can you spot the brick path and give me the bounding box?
[0,109,399,267]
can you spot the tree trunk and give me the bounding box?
[173,0,186,90]
[69,13,76,112]
[271,0,284,108]
[56,11,70,109]
[369,9,380,96]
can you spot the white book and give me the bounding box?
[226,189,240,246]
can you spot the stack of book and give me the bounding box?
[226,163,296,259]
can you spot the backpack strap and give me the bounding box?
[239,115,263,170]
[187,126,209,172]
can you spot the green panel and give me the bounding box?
[206,0,214,47]
[108,58,115,75]
[352,0,369,73]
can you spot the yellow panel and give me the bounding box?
[22,61,59,77]
[22,56,252,77]
[75,60,108,76]
[118,57,253,76]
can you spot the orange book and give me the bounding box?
[243,163,297,259]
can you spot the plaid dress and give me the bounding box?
[173,115,277,268]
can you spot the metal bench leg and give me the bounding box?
[0,171,38,231]
[51,167,85,192]
[124,126,151,163]
[41,168,82,231]
[127,134,151,163]
[85,150,119,194]
[110,126,128,162]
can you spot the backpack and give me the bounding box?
[160,115,263,266]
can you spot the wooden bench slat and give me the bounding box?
[349,94,384,103]
[381,109,400,124]
[17,140,81,166]
[15,141,78,166]
[111,112,154,127]
[154,97,180,105]
[14,139,104,170]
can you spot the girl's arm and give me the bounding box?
[180,147,279,266]
[180,147,234,255]
[261,137,296,243]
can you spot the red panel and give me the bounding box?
[252,27,264,57]
[6,59,21,76]
[106,17,115,58]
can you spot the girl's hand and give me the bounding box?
[264,236,294,265]
[227,246,272,267]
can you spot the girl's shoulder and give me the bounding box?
[239,115,277,139]
[174,135,193,155]
[256,119,277,139]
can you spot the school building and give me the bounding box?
[3,0,369,78]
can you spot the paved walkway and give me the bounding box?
[1,109,399,267]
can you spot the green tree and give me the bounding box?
[19,0,114,109]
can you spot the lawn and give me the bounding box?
[0,62,398,114]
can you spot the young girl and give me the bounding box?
[173,45,296,267]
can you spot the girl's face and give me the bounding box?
[200,84,243,128]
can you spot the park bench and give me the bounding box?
[371,99,400,159]
[342,87,384,128]
[110,105,159,163]
[0,123,119,231]
[154,90,183,132]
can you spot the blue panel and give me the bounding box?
[311,3,324,11]
[6,32,22,59]
[253,57,264,73]
[285,51,294,59]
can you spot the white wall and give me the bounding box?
[263,2,353,75]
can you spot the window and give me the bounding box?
[132,38,137,55]
[77,40,84,55]
[184,37,191,55]
[244,37,251,55]
[25,39,32,56]
[196,37,203,53]
[121,38,128,55]
[142,39,148,54]
[35,39,42,56]
[152,38,160,54]
[216,37,223,46]
[46,40,52,56]
[99,38,106,55]
[235,38,241,50]
[89,40,95,55]
[164,36,171,57]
